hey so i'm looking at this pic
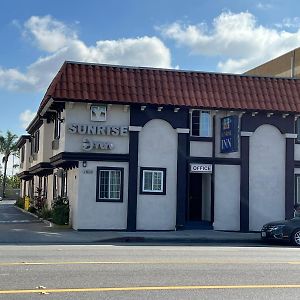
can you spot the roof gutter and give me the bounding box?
[40,97,54,116]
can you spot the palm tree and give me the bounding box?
[0,131,18,198]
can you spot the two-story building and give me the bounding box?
[17,61,300,232]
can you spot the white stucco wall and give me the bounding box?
[215,112,240,158]
[64,103,129,154]
[295,144,300,160]
[137,119,178,230]
[52,110,66,157]
[20,140,31,171]
[249,125,285,231]
[74,161,128,230]
[67,168,79,228]
[190,141,212,157]
[42,120,54,162]
[214,165,240,231]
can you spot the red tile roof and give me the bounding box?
[40,61,300,113]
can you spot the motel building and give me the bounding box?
[16,61,300,232]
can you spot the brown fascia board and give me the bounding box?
[15,135,31,149]
[26,115,43,134]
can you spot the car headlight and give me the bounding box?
[270,225,285,231]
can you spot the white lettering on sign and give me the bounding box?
[82,138,114,151]
[190,163,213,173]
[68,124,129,136]
[221,138,232,149]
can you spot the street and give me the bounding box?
[0,200,299,299]
[0,244,300,299]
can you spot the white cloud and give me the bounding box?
[19,109,36,129]
[0,15,172,92]
[159,11,300,73]
[275,17,300,29]
[24,15,77,52]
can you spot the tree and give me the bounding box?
[0,131,18,198]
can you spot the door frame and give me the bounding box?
[186,164,214,225]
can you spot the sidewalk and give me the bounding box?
[0,200,261,245]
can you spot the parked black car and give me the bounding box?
[261,217,300,246]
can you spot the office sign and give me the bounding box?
[220,116,239,153]
[190,163,212,173]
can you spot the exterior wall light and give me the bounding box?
[82,161,87,168]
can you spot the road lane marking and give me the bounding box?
[0,260,299,266]
[1,284,300,294]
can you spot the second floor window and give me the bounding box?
[191,110,212,137]
[33,130,40,153]
[54,112,61,140]
[20,146,25,163]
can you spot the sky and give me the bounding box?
[1,0,300,138]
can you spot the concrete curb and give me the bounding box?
[14,205,70,228]
[96,236,262,245]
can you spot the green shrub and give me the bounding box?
[39,207,52,220]
[51,196,69,225]
[15,197,25,209]
[28,206,37,214]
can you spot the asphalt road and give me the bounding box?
[0,244,299,299]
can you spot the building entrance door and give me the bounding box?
[188,173,203,221]
[188,172,212,226]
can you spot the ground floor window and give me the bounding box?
[53,173,58,199]
[140,167,166,195]
[96,167,123,202]
[61,171,67,198]
[43,176,48,198]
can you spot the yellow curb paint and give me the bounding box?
[1,284,300,294]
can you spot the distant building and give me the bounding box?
[245,48,300,78]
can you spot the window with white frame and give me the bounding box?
[97,167,123,202]
[190,110,212,137]
[140,168,166,195]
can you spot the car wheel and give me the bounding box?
[292,229,300,246]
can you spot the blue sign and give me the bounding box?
[220,116,239,153]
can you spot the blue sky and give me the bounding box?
[1,0,300,137]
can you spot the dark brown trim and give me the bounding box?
[17,171,33,180]
[27,118,43,134]
[188,157,241,165]
[130,105,188,129]
[240,135,250,232]
[241,112,294,134]
[16,135,30,148]
[286,138,295,219]
[127,130,139,231]
[211,115,216,224]
[50,152,129,168]
[28,163,53,176]
[176,133,188,229]
[96,167,124,203]
[189,136,213,142]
